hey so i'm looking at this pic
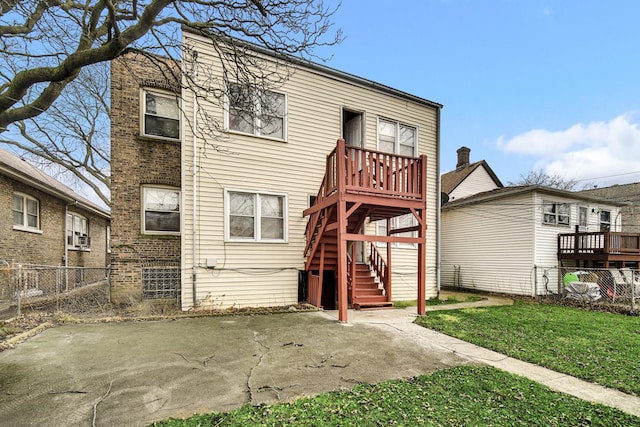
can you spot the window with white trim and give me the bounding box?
[578,206,588,228]
[600,210,611,232]
[226,83,286,140]
[13,193,40,231]
[225,190,287,242]
[543,201,570,226]
[143,187,181,234]
[142,89,180,140]
[377,213,418,248]
[67,213,89,249]
[377,118,417,156]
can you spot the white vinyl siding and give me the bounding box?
[448,166,501,201]
[441,192,536,296]
[141,89,180,140]
[180,32,440,309]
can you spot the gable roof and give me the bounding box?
[441,184,628,211]
[441,160,503,195]
[0,146,110,219]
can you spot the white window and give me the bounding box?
[13,193,40,232]
[67,213,89,249]
[142,89,180,140]
[579,206,588,228]
[600,210,611,232]
[377,213,418,248]
[543,201,570,226]
[143,187,181,234]
[225,189,287,242]
[377,118,417,156]
[226,83,286,140]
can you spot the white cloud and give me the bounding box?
[497,112,640,186]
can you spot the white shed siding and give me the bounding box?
[441,192,537,296]
[449,166,500,201]
[180,32,439,309]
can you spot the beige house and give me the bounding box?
[110,32,443,320]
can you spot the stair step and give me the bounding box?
[356,288,384,296]
[353,294,388,303]
[353,301,394,310]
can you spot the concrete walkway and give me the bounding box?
[322,295,640,418]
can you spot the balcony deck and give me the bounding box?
[558,232,640,266]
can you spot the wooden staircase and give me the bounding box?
[303,138,428,322]
[352,262,392,310]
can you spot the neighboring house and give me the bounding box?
[441,185,626,296]
[576,182,640,233]
[441,146,503,202]
[0,146,110,268]
[110,32,443,321]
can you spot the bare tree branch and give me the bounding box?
[508,169,578,191]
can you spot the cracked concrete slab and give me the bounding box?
[0,311,471,426]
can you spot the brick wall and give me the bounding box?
[578,183,640,233]
[110,53,182,303]
[0,174,108,267]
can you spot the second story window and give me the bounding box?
[13,193,40,232]
[600,210,611,232]
[142,89,180,140]
[543,201,570,226]
[67,213,89,249]
[226,83,286,140]
[143,187,181,234]
[378,118,417,156]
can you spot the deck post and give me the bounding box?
[417,207,426,315]
[386,217,392,301]
[336,138,348,322]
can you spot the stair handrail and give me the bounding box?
[304,175,326,255]
[369,242,389,296]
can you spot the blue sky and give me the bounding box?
[317,0,640,188]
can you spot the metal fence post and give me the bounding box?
[16,264,22,316]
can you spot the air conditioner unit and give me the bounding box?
[77,235,89,247]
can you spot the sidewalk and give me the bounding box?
[321,295,640,418]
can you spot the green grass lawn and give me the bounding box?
[150,366,638,426]
[415,300,640,396]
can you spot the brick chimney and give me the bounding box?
[456,146,470,169]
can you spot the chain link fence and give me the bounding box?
[559,266,639,311]
[0,262,110,317]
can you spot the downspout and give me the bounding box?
[191,51,199,307]
[436,107,442,298]
[64,205,69,269]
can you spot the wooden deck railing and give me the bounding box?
[369,242,389,298]
[326,138,426,201]
[558,232,640,256]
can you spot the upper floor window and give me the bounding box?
[378,118,417,156]
[600,210,611,232]
[142,89,180,140]
[543,201,570,226]
[13,193,40,232]
[578,206,588,228]
[226,83,286,140]
[67,213,89,249]
[225,189,287,242]
[143,186,181,234]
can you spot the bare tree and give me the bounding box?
[1,62,111,206]
[508,169,578,191]
[0,1,342,205]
